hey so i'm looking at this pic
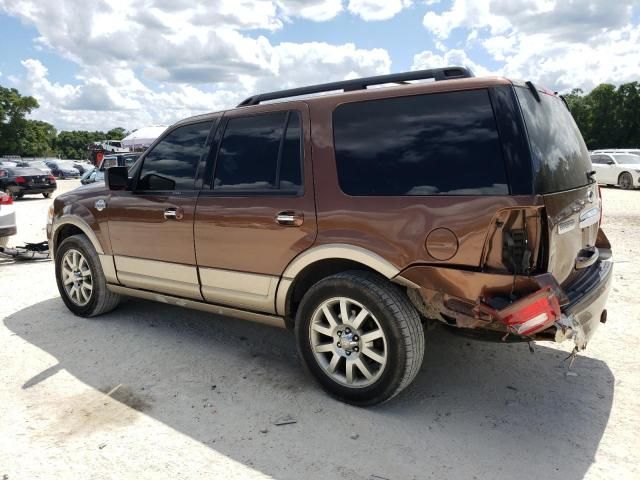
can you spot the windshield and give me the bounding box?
[515,87,593,193]
[613,154,640,165]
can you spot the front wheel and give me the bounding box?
[619,172,634,190]
[295,271,425,406]
[55,234,121,317]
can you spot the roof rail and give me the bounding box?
[236,66,474,107]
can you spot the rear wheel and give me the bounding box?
[295,271,424,406]
[55,234,121,317]
[43,192,52,198]
[619,172,634,190]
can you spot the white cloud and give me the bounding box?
[279,0,343,21]
[0,0,392,130]
[422,0,639,92]
[411,49,491,77]
[347,0,412,21]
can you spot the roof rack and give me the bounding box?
[237,66,474,107]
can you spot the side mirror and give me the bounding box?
[607,159,615,165]
[105,166,128,190]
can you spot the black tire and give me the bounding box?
[295,271,425,406]
[43,192,52,198]
[618,172,634,190]
[55,234,121,317]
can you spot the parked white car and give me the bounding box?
[591,152,640,190]
[0,191,17,247]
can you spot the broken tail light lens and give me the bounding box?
[15,176,26,184]
[477,287,561,336]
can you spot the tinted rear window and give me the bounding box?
[333,89,508,196]
[213,111,302,193]
[515,87,592,193]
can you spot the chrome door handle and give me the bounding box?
[276,211,303,226]
[164,207,184,220]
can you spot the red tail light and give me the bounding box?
[48,175,56,183]
[477,287,561,336]
[15,176,26,184]
[0,193,13,205]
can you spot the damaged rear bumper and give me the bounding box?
[400,260,613,350]
[554,260,613,349]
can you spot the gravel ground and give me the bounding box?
[0,181,638,479]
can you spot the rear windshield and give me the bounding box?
[515,87,592,193]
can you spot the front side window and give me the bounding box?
[213,111,302,193]
[138,121,213,191]
[333,89,508,196]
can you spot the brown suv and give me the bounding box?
[48,67,613,406]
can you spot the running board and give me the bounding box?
[107,284,286,329]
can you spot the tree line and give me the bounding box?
[2,81,640,159]
[0,85,127,159]
[563,82,639,149]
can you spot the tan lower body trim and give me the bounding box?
[98,254,118,284]
[114,256,201,300]
[199,267,278,313]
[107,284,285,329]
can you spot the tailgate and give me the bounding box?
[542,183,600,285]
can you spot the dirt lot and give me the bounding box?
[1,181,638,479]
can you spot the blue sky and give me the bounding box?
[0,0,638,131]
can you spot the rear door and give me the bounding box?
[194,103,316,313]
[515,87,601,285]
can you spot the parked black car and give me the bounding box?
[0,167,57,199]
[45,160,80,178]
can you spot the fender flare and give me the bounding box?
[275,244,401,316]
[51,215,104,256]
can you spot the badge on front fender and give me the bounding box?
[95,199,106,212]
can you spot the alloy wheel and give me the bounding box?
[309,296,388,388]
[61,249,93,306]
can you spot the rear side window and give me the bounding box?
[138,121,213,191]
[515,87,592,193]
[213,111,302,193]
[333,89,508,196]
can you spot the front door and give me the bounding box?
[107,120,215,299]
[194,104,316,313]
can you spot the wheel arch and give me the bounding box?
[618,170,634,185]
[276,244,406,324]
[52,216,104,258]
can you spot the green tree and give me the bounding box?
[565,81,640,150]
[106,127,127,140]
[0,85,39,155]
[20,120,57,157]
